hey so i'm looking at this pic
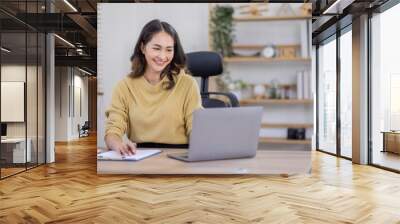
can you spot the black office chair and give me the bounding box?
[186,51,239,108]
[78,121,90,138]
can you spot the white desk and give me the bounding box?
[1,138,31,163]
[97,149,311,175]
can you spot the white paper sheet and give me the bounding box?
[97,149,162,161]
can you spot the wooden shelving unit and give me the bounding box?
[259,137,311,145]
[232,44,300,50]
[233,16,311,22]
[224,56,311,63]
[240,98,313,105]
[209,4,313,146]
[262,83,296,88]
[261,123,313,129]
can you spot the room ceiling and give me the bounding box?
[311,0,389,44]
[0,0,98,74]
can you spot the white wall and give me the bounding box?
[97,3,209,148]
[1,65,26,140]
[55,67,69,141]
[55,67,89,141]
[71,73,89,138]
[1,64,46,163]
[1,65,37,137]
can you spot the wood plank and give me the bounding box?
[261,123,313,129]
[233,16,311,22]
[224,56,311,63]
[240,98,313,105]
[259,137,311,145]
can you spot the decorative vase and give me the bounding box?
[254,84,266,99]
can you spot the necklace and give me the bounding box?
[144,76,160,85]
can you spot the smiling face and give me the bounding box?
[141,31,175,74]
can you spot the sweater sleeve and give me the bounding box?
[104,81,129,140]
[183,77,203,136]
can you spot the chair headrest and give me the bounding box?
[186,51,223,78]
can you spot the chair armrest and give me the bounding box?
[202,92,239,107]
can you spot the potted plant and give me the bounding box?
[229,79,250,100]
[210,5,235,57]
[210,5,237,98]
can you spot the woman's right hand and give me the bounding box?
[105,134,137,156]
[112,141,137,156]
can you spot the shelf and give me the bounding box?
[224,56,311,63]
[259,137,311,145]
[233,16,311,22]
[232,44,300,50]
[261,123,313,129]
[240,99,313,105]
[251,83,296,89]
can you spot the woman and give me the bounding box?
[104,19,203,156]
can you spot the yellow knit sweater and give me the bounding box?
[105,70,203,144]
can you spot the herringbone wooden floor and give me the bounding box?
[1,134,400,224]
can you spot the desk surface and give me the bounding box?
[97,149,311,175]
[1,138,26,143]
[381,131,400,134]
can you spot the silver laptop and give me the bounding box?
[168,106,263,162]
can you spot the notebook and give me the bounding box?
[97,149,162,161]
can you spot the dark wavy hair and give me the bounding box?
[130,19,186,90]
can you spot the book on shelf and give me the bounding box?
[296,70,311,100]
[304,71,310,99]
[297,71,303,99]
